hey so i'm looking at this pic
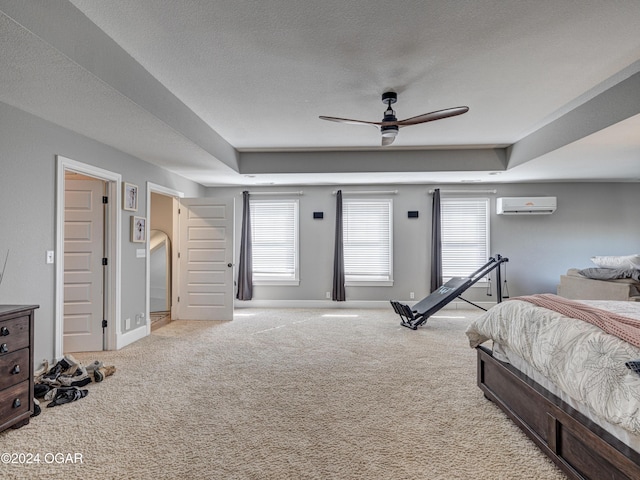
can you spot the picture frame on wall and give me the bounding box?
[131,216,146,243]
[123,182,138,211]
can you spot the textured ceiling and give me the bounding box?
[1,0,640,185]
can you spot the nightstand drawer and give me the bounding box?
[0,380,29,424]
[0,348,30,390]
[0,305,37,433]
[0,314,30,354]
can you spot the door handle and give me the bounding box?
[227,263,233,268]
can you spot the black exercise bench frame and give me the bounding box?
[391,254,509,330]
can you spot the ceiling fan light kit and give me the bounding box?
[381,126,398,137]
[319,91,468,146]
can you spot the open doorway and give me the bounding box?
[149,192,176,330]
[146,183,183,332]
[146,185,235,325]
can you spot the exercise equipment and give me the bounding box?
[391,254,509,330]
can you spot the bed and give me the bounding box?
[466,295,640,480]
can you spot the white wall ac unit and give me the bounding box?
[496,197,557,215]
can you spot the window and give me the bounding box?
[440,197,489,281]
[343,199,393,285]
[250,199,299,284]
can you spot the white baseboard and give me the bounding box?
[116,324,148,350]
[235,299,387,309]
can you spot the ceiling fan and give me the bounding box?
[319,92,469,146]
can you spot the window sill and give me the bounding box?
[253,280,300,287]
[345,281,394,287]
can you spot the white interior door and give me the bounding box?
[63,178,105,352]
[177,198,234,320]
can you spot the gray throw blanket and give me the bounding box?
[578,267,640,282]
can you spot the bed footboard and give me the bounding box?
[476,346,640,480]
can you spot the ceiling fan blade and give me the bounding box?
[319,116,381,126]
[381,135,395,146]
[396,106,469,126]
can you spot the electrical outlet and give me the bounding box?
[410,292,415,299]
[326,291,331,299]
[125,317,131,330]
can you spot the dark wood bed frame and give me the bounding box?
[477,345,640,480]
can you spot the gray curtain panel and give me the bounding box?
[430,188,443,292]
[236,191,253,300]
[332,190,346,301]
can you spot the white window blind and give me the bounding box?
[440,198,489,281]
[343,199,393,284]
[250,199,299,283]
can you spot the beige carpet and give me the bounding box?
[1,308,565,480]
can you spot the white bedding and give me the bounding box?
[466,299,640,443]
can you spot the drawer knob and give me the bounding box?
[11,364,20,374]
[0,326,8,336]
[12,398,21,408]
[0,343,7,353]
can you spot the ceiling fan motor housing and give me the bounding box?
[382,91,397,104]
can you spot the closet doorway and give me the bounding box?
[55,155,120,359]
[63,172,107,352]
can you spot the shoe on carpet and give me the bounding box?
[31,398,41,417]
[34,383,51,398]
[46,386,89,408]
[41,354,81,384]
[58,365,92,388]
[84,360,103,373]
[93,365,116,383]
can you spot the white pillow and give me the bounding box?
[591,254,640,269]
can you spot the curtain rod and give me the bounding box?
[247,190,303,196]
[428,189,497,194]
[332,190,398,195]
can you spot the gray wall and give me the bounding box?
[0,102,205,363]
[207,183,640,304]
